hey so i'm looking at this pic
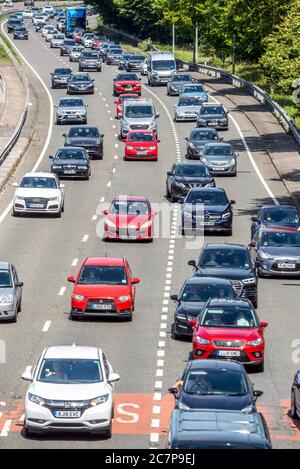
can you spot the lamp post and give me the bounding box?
[232,33,236,75]
[172,23,175,55]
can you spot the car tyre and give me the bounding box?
[166,185,171,199]
[103,420,112,439]
[256,362,264,373]
[12,209,20,217]
[17,299,22,313]
[291,391,299,419]
[171,324,179,340]
[10,312,17,323]
[24,426,39,438]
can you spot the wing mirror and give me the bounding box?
[108,372,120,383]
[67,275,75,283]
[168,387,179,396]
[253,390,263,400]
[102,209,108,215]
[167,171,173,176]
[15,281,24,287]
[156,112,160,118]
[170,294,179,301]
[248,241,256,248]
[132,277,140,284]
[21,366,33,382]
[49,155,53,159]
[188,259,197,268]
[188,318,197,328]
[230,200,236,205]
[60,184,65,189]
[260,321,268,329]
[251,216,258,222]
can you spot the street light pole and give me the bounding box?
[172,23,175,55]
[232,33,236,75]
[195,25,198,64]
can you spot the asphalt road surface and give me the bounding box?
[0,17,299,449]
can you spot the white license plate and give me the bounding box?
[125,86,132,90]
[137,151,148,156]
[278,263,296,269]
[29,204,44,208]
[208,121,218,126]
[92,304,112,310]
[213,167,225,171]
[217,350,240,357]
[64,170,76,174]
[54,411,81,418]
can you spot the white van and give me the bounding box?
[147,51,176,86]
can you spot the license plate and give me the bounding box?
[137,151,148,156]
[54,411,81,418]
[208,121,218,126]
[92,304,112,310]
[217,350,240,357]
[212,167,225,171]
[64,170,76,174]
[125,86,132,90]
[29,204,44,208]
[278,263,296,269]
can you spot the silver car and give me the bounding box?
[55,97,88,125]
[79,50,102,72]
[120,99,159,139]
[174,96,202,121]
[180,83,208,102]
[201,142,238,176]
[50,33,65,48]
[0,262,23,322]
[167,73,193,96]
[69,45,84,62]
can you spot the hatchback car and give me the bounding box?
[197,103,228,130]
[124,130,159,161]
[79,50,102,72]
[166,162,215,203]
[103,196,156,242]
[51,67,72,89]
[170,277,235,339]
[67,73,94,94]
[50,33,65,48]
[125,55,145,72]
[191,298,267,371]
[113,73,141,96]
[201,142,238,176]
[180,83,209,102]
[185,128,220,160]
[60,38,76,56]
[181,187,234,236]
[167,73,193,96]
[106,47,123,65]
[50,147,91,180]
[63,126,104,160]
[114,93,140,119]
[0,262,23,323]
[55,97,88,125]
[82,33,95,48]
[251,205,300,239]
[45,28,57,42]
[67,257,140,321]
[174,96,202,121]
[22,345,120,437]
[7,18,22,33]
[69,45,84,62]
[13,26,28,39]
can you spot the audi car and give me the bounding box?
[67,73,95,95]
[124,130,159,161]
[51,67,72,89]
[201,142,238,176]
[63,126,104,160]
[113,73,141,96]
[197,103,228,130]
[166,162,215,202]
[49,147,91,180]
[185,128,220,160]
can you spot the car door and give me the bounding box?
[126,261,135,301]
[167,164,175,193]
[11,265,20,309]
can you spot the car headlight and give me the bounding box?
[74,294,85,301]
[122,121,130,129]
[247,338,262,346]
[90,394,109,406]
[201,157,210,165]
[243,277,256,285]
[79,110,86,115]
[51,165,61,170]
[260,251,273,260]
[176,313,187,320]
[221,117,228,122]
[0,294,13,305]
[229,158,236,166]
[15,196,24,202]
[57,111,64,116]
[182,211,193,218]
[126,145,134,150]
[196,336,211,344]
[149,146,156,150]
[189,143,196,150]
[221,211,231,218]
[117,295,130,302]
[78,165,88,169]
[28,393,45,406]
[205,182,215,187]
[175,182,185,188]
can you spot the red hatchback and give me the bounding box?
[125,130,160,161]
[68,257,140,321]
[114,93,140,119]
[74,30,84,44]
[113,72,141,96]
[103,196,156,242]
[191,298,268,372]
[91,36,106,50]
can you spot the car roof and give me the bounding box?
[188,358,244,371]
[44,346,101,360]
[184,276,232,286]
[188,187,225,194]
[201,102,223,107]
[22,172,56,178]
[0,261,10,270]
[84,257,125,267]
[261,205,297,211]
[112,195,149,202]
[257,226,300,233]
[207,298,252,308]
[124,99,152,106]
[204,142,232,147]
[204,243,247,251]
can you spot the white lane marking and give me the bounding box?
[157,350,165,357]
[157,359,164,367]
[42,320,51,332]
[151,419,160,428]
[112,168,116,173]
[58,286,66,296]
[152,406,161,414]
[82,234,89,242]
[100,196,105,203]
[92,214,97,221]
[159,331,166,337]
[0,21,54,225]
[156,369,163,377]
[153,393,162,401]
[107,181,112,187]
[150,433,159,443]
[154,381,162,389]
[0,419,12,437]
[114,143,119,148]
[71,258,78,266]
[114,155,118,159]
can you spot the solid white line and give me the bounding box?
[82,234,89,242]
[58,286,66,296]
[0,419,11,437]
[71,258,78,266]
[42,320,51,332]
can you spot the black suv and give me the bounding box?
[67,73,94,94]
[63,126,104,160]
[166,162,215,203]
[188,243,258,308]
[49,147,91,180]
[51,67,72,89]
[185,127,221,159]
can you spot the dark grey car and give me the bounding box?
[51,67,72,89]
[50,147,91,180]
[79,51,102,72]
[166,162,215,203]
[60,38,76,56]
[185,128,220,159]
[67,73,94,95]
[63,126,104,160]
[0,262,23,323]
[197,103,229,130]
[201,142,238,176]
[167,73,193,96]
[126,55,145,72]
[106,47,123,65]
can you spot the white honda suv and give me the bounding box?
[12,172,65,217]
[22,345,120,438]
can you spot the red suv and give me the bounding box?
[114,93,140,119]
[68,257,140,321]
[125,130,160,160]
[113,72,141,96]
[191,298,268,372]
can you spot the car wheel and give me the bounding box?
[251,298,258,309]
[83,119,87,125]
[226,228,232,236]
[103,420,112,439]
[257,267,264,278]
[171,324,179,340]
[56,120,61,125]
[12,209,20,217]
[166,185,171,199]
[170,194,177,203]
[256,362,264,373]
[56,210,62,218]
[17,299,22,313]
[291,391,299,419]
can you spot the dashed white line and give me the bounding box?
[42,320,51,332]
[107,181,112,187]
[82,234,89,242]
[71,258,78,267]
[0,419,12,437]
[58,286,66,296]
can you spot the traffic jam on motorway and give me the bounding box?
[1,2,300,450]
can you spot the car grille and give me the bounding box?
[130,124,148,130]
[211,161,227,166]
[24,197,48,209]
[44,399,90,412]
[184,183,207,188]
[194,214,222,220]
[86,298,116,312]
[213,340,244,348]
[231,280,243,296]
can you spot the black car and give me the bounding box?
[166,162,215,203]
[67,73,94,94]
[13,26,28,40]
[106,47,123,65]
[291,369,300,420]
[7,19,22,33]
[60,38,76,56]
[185,127,220,159]
[118,53,134,70]
[167,409,272,449]
[49,147,91,180]
[181,188,235,236]
[63,126,104,160]
[169,360,263,411]
[251,205,300,239]
[188,243,258,308]
[51,67,72,89]
[197,103,228,130]
[170,277,235,339]
[126,55,145,71]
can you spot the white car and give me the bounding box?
[83,33,95,48]
[12,172,65,217]
[4,0,13,7]
[22,345,120,437]
[42,24,54,37]
[46,28,57,42]
[43,5,54,15]
[33,15,47,25]
[140,58,148,76]
[23,10,34,18]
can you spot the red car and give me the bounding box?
[74,30,84,44]
[103,196,156,241]
[124,130,160,160]
[191,298,268,372]
[114,93,140,119]
[91,36,106,50]
[67,257,140,321]
[113,72,141,96]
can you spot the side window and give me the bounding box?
[102,353,109,380]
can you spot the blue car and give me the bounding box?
[251,205,300,239]
[180,83,208,102]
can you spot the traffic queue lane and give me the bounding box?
[0,17,298,449]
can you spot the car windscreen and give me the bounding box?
[172,75,192,82]
[125,105,153,118]
[178,98,200,106]
[82,52,99,59]
[72,75,91,82]
[180,283,233,302]
[186,191,227,205]
[84,34,94,39]
[201,305,258,328]
[204,145,233,156]
[260,231,300,247]
[38,359,103,384]
[55,149,86,160]
[78,265,127,285]
[175,165,209,177]
[130,55,144,61]
[20,177,57,189]
[53,35,64,39]
[183,84,205,92]
[191,129,218,140]
[129,133,155,142]
[183,368,247,395]
[68,127,99,138]
[109,48,122,54]
[199,249,250,269]
[110,200,150,215]
[262,209,299,224]
[16,28,27,32]
[64,40,75,46]
[152,60,175,70]
[117,74,138,81]
[0,270,12,288]
[54,68,71,75]
[59,99,84,107]
[200,106,225,115]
